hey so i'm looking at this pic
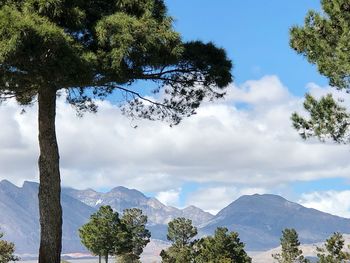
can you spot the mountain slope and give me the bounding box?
[200,194,350,251]
[0,180,212,253]
[0,180,95,254]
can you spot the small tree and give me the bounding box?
[317,232,350,263]
[272,228,309,263]
[0,230,19,263]
[167,218,197,248]
[195,227,251,263]
[79,205,130,263]
[160,218,197,263]
[118,208,151,263]
[195,227,252,263]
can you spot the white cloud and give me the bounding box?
[299,191,350,218]
[1,75,350,214]
[155,189,181,207]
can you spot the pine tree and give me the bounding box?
[0,2,232,262]
[272,229,309,263]
[79,206,131,263]
[119,208,151,263]
[290,0,350,143]
[0,230,19,263]
[195,227,251,263]
[160,217,198,263]
[317,232,350,263]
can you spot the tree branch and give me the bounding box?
[110,85,172,109]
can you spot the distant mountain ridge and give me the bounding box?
[0,180,212,253]
[0,180,350,255]
[63,186,214,226]
[200,194,350,250]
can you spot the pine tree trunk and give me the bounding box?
[99,255,102,263]
[105,254,108,263]
[38,86,62,263]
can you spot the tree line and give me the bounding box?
[1,205,350,263]
[76,206,350,263]
[79,206,252,263]
[272,228,350,263]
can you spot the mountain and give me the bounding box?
[0,180,212,253]
[1,180,350,256]
[63,186,214,226]
[200,194,350,251]
[0,180,95,254]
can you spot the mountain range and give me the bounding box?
[0,180,349,255]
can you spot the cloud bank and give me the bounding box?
[1,75,349,215]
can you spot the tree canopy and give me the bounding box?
[0,230,19,263]
[79,205,131,263]
[119,208,151,263]
[290,0,350,143]
[316,232,350,263]
[195,227,251,263]
[160,218,251,263]
[0,0,232,122]
[160,217,198,263]
[166,217,197,248]
[272,228,309,263]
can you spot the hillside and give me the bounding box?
[200,194,350,250]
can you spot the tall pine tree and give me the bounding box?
[79,206,130,263]
[0,1,232,262]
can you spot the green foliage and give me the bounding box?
[79,205,131,261]
[317,232,350,263]
[0,230,19,263]
[166,217,197,248]
[160,217,197,263]
[290,0,350,89]
[161,220,251,263]
[0,0,232,123]
[291,94,350,143]
[120,208,151,262]
[194,227,251,263]
[290,0,350,143]
[160,245,195,263]
[272,228,309,263]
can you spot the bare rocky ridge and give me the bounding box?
[63,186,214,226]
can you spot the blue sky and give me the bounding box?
[166,0,327,95]
[160,0,348,211]
[1,1,350,216]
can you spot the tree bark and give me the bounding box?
[99,255,101,263]
[105,254,108,263]
[38,86,62,263]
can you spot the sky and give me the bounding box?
[1,1,350,217]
